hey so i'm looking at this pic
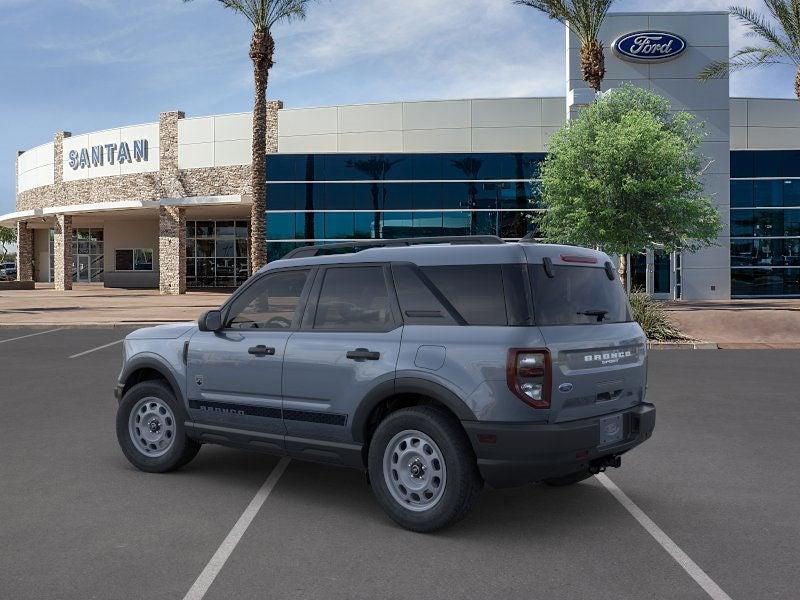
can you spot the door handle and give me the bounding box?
[346,348,380,361]
[248,345,276,356]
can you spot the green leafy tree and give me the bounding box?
[699,2,800,100]
[0,226,15,263]
[514,0,615,91]
[184,0,317,270]
[535,84,722,287]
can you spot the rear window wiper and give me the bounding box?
[578,309,608,322]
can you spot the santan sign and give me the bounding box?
[68,139,149,170]
[613,31,687,62]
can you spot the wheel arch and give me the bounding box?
[120,356,183,405]
[351,377,477,447]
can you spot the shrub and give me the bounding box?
[628,293,689,341]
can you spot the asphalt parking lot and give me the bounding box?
[1,328,798,600]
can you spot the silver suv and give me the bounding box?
[115,236,655,532]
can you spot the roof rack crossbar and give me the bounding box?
[281,236,505,259]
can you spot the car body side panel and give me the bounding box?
[397,325,551,423]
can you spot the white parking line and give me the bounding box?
[183,457,291,600]
[0,329,63,345]
[68,338,124,359]
[596,473,733,600]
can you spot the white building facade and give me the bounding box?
[3,11,799,299]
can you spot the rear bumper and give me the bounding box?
[462,403,655,489]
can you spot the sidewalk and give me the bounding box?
[664,299,800,349]
[0,284,225,327]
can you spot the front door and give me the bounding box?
[186,267,313,451]
[77,255,90,282]
[282,264,402,461]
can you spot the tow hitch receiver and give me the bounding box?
[589,455,621,474]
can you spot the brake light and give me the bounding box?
[507,349,551,409]
[560,254,597,264]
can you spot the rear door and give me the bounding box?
[282,264,402,460]
[186,267,313,448]
[528,260,647,424]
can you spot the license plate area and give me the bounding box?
[599,413,624,446]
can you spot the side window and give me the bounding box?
[314,266,392,331]
[391,264,457,325]
[421,265,508,326]
[226,270,309,330]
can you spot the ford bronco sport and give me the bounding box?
[115,236,655,532]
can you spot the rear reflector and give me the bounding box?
[560,254,598,264]
[477,434,497,444]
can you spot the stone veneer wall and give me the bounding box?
[16,222,33,281]
[53,214,73,291]
[158,206,186,295]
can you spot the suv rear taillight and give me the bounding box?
[507,349,551,409]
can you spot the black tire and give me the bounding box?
[543,469,593,487]
[368,406,483,533]
[116,380,200,473]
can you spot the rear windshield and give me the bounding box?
[529,265,631,325]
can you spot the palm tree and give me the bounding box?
[514,0,615,92]
[699,2,800,100]
[185,0,315,272]
[348,157,404,239]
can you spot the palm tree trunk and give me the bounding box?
[618,253,628,292]
[796,67,800,102]
[580,40,605,92]
[249,29,274,273]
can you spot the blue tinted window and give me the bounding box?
[471,183,499,209]
[785,210,800,235]
[325,213,354,239]
[353,183,381,210]
[266,155,296,181]
[412,155,442,180]
[443,211,472,235]
[730,151,754,178]
[754,180,783,207]
[267,184,299,210]
[441,183,470,209]
[300,183,325,211]
[730,210,753,237]
[355,213,378,239]
[324,183,354,210]
[381,183,413,210]
[732,268,800,296]
[472,211,499,236]
[754,151,783,177]
[783,180,800,207]
[413,212,443,236]
[781,150,800,177]
[730,181,753,208]
[412,183,443,209]
[295,212,309,239]
[382,212,413,238]
[267,213,295,240]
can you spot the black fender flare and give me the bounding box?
[350,377,477,443]
[119,354,183,406]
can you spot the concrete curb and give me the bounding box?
[648,341,719,350]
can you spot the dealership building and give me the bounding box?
[3,10,800,299]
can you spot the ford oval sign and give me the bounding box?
[613,31,686,63]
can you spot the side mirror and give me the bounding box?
[198,309,223,332]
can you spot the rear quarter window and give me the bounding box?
[420,265,508,326]
[530,264,631,325]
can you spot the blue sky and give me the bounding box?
[1,0,797,216]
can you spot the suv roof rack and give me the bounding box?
[281,236,505,259]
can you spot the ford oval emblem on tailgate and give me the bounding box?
[558,383,574,393]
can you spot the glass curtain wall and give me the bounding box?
[186,220,250,288]
[731,151,800,297]
[264,153,546,260]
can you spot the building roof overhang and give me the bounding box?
[0,194,245,227]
